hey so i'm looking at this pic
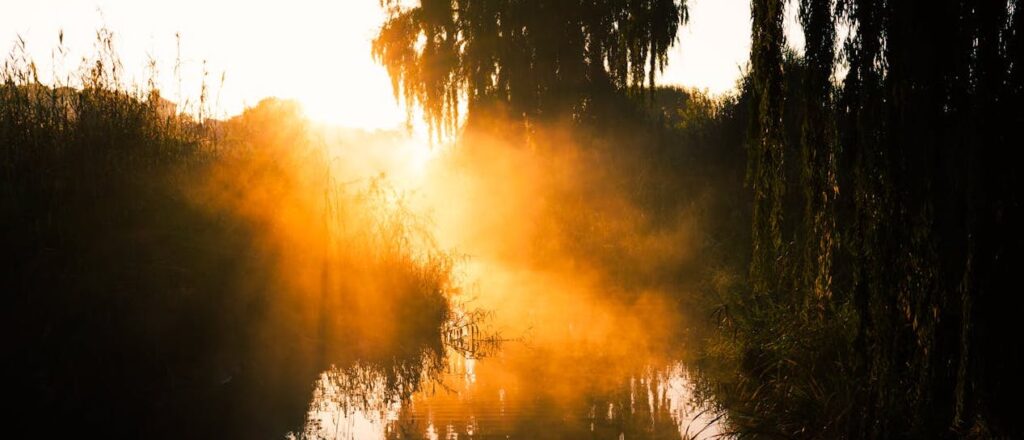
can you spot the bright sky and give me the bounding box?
[1,0,802,129]
[669,0,804,94]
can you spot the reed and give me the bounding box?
[2,30,458,438]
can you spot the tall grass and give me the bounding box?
[2,30,458,438]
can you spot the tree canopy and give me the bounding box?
[373,0,689,137]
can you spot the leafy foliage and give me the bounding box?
[734,0,1024,437]
[373,0,689,138]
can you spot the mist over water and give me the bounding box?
[279,119,727,439]
[2,40,734,434]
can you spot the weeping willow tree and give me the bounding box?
[738,0,1024,436]
[372,0,688,138]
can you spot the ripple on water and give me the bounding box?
[301,343,725,440]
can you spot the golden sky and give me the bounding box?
[2,0,803,129]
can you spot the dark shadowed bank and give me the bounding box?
[1,48,455,436]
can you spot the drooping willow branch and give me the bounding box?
[373,0,688,139]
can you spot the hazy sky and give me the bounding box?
[1,0,802,129]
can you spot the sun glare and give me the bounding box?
[1,0,409,130]
[1,0,763,131]
[247,0,407,130]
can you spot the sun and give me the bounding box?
[275,2,407,131]
[296,81,404,130]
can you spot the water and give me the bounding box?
[299,320,724,439]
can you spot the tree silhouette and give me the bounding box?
[373,0,689,138]
[741,0,1024,436]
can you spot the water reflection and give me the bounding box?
[300,318,723,440]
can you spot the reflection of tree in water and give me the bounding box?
[303,353,445,439]
[300,305,504,439]
[300,312,725,440]
[441,307,507,360]
[381,359,722,440]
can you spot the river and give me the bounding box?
[295,261,726,440]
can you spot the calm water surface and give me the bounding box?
[299,316,724,439]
